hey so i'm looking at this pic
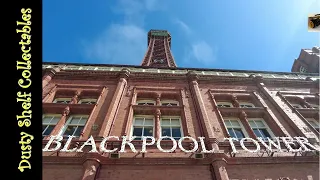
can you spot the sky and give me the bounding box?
[43,0,320,72]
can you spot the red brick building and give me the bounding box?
[42,30,320,180]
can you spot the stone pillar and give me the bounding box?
[81,87,107,139]
[71,91,81,104]
[47,106,70,139]
[156,93,161,106]
[42,67,61,88]
[187,71,215,139]
[231,95,239,107]
[124,88,137,136]
[98,69,129,137]
[81,158,101,180]
[210,159,229,180]
[239,111,257,139]
[155,109,161,139]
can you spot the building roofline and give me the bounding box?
[43,61,320,76]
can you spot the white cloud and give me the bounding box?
[83,0,163,64]
[174,19,192,35]
[84,24,146,65]
[190,41,217,64]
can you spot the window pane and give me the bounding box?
[79,118,88,125]
[43,117,52,124]
[233,128,245,139]
[161,128,170,136]
[143,127,153,136]
[161,119,170,126]
[230,120,240,127]
[134,119,144,125]
[43,125,54,135]
[248,121,256,128]
[255,120,265,127]
[260,129,271,138]
[51,117,60,124]
[227,128,236,138]
[171,119,180,126]
[172,128,181,137]
[74,126,84,137]
[144,119,153,126]
[70,117,81,124]
[224,120,231,127]
[133,127,143,137]
[63,126,77,136]
[253,129,262,138]
[308,121,318,127]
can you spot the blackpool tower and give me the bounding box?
[141,30,177,68]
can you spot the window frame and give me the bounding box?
[223,117,249,140]
[42,114,62,138]
[160,116,183,140]
[160,100,179,106]
[130,115,155,140]
[305,118,319,132]
[78,98,97,104]
[247,118,275,139]
[53,98,72,104]
[136,99,156,106]
[239,102,255,108]
[291,103,303,109]
[58,115,89,138]
[216,101,234,108]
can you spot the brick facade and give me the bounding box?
[42,30,319,180]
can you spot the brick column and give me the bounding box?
[239,111,257,139]
[123,88,137,136]
[47,106,70,139]
[231,95,240,107]
[81,158,101,180]
[42,67,61,88]
[187,71,215,139]
[155,109,161,139]
[71,91,80,104]
[98,69,129,137]
[210,159,229,180]
[81,87,107,139]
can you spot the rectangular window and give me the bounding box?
[161,117,183,140]
[306,118,319,132]
[216,102,233,108]
[248,119,274,139]
[224,119,247,139]
[53,98,72,104]
[161,100,179,106]
[60,115,88,138]
[291,103,303,108]
[132,116,154,140]
[42,114,61,139]
[78,98,97,104]
[239,102,255,108]
[136,99,156,106]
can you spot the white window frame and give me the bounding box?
[160,100,179,106]
[136,99,156,106]
[239,102,255,108]
[247,118,275,139]
[131,115,155,139]
[305,118,319,131]
[42,114,61,138]
[216,102,233,108]
[309,104,319,109]
[223,118,248,139]
[160,116,183,139]
[58,115,89,138]
[53,98,72,104]
[291,103,303,108]
[78,98,97,104]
